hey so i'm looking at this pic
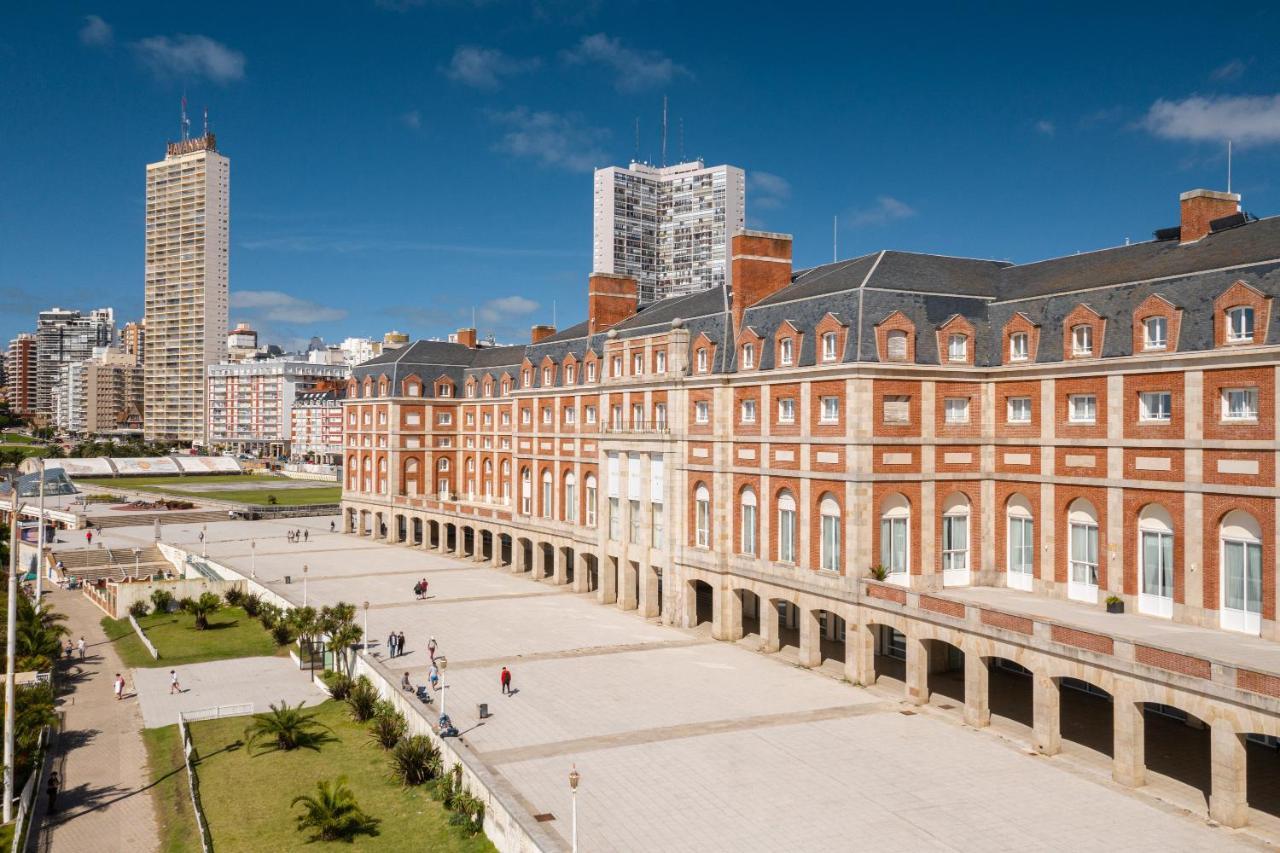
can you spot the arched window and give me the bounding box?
[820,494,841,572]
[347,455,358,489]
[1006,494,1034,591]
[879,494,910,579]
[1067,499,1099,602]
[541,469,553,519]
[584,474,598,526]
[564,472,577,523]
[520,468,532,515]
[777,490,797,563]
[1136,504,1174,618]
[740,488,757,556]
[377,458,388,494]
[694,484,711,547]
[437,458,449,471]
[361,456,372,492]
[1220,510,1262,634]
[941,493,970,584]
[403,457,420,496]
[886,330,908,361]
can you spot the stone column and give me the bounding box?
[849,619,874,685]
[723,586,744,641]
[760,597,781,652]
[640,565,660,617]
[710,584,727,640]
[598,556,618,605]
[1032,672,1061,755]
[572,552,590,593]
[905,632,929,706]
[490,534,504,568]
[1209,718,1248,828]
[513,539,528,574]
[553,546,568,585]
[618,561,638,610]
[1112,687,1146,788]
[963,653,990,728]
[798,607,821,668]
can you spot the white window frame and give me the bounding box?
[1226,306,1254,343]
[1138,391,1172,423]
[941,495,970,586]
[1007,396,1031,424]
[1067,502,1099,603]
[1222,387,1258,422]
[820,396,839,424]
[1071,324,1094,356]
[1068,394,1097,424]
[740,399,757,424]
[947,334,967,362]
[695,400,710,424]
[696,348,708,373]
[944,397,970,425]
[822,332,838,362]
[584,476,597,526]
[777,398,795,424]
[777,492,797,563]
[694,486,711,548]
[655,350,667,373]
[779,338,794,366]
[1137,507,1174,619]
[1009,332,1029,362]
[740,489,757,556]
[820,496,841,572]
[1143,316,1168,351]
[880,496,910,581]
[741,343,755,369]
[1006,497,1034,591]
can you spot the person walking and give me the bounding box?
[85,529,92,546]
[46,771,59,814]
[420,578,429,599]
[386,631,397,658]
[113,673,124,701]
[77,636,86,659]
[500,666,513,696]
[169,669,181,694]
[428,636,437,661]
[304,529,309,543]
[429,663,439,692]
[397,631,406,657]
[413,581,422,600]
[329,520,336,533]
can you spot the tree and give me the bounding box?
[243,700,333,754]
[291,777,379,842]
[182,592,222,630]
[327,623,363,676]
[289,606,319,647]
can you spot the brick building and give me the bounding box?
[341,188,1280,828]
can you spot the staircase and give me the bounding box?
[48,545,174,583]
[88,509,232,529]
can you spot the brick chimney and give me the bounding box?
[587,273,638,336]
[455,327,477,348]
[1180,189,1240,243]
[731,230,793,337]
[531,324,556,344]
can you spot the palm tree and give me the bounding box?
[183,592,222,630]
[291,777,379,842]
[243,700,333,754]
[289,606,319,647]
[327,622,363,676]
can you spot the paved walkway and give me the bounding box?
[35,590,158,853]
[133,656,325,728]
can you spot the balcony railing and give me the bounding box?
[602,418,670,435]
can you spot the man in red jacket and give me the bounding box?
[500,666,512,696]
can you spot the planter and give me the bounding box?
[1106,599,1124,614]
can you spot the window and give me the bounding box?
[654,403,667,429]
[741,343,755,369]
[563,406,576,425]
[609,497,620,540]
[520,468,531,515]
[1143,317,1168,351]
[777,398,795,423]
[610,405,623,429]
[1227,306,1254,343]
[542,407,552,425]
[1068,500,1099,600]
[631,403,644,427]
[885,330,907,361]
[883,395,910,425]
[1222,387,1258,421]
[1009,332,1029,362]
[1007,396,1031,424]
[880,495,910,577]
[779,338,794,366]
[1221,510,1262,633]
[1007,496,1034,589]
[941,495,970,580]
[501,411,511,426]
[777,491,797,563]
[695,401,709,424]
[947,334,967,362]
[566,364,576,384]
[655,351,666,372]
[822,332,838,362]
[740,399,757,424]
[1068,394,1097,424]
[584,475,597,526]
[651,503,664,547]
[586,362,597,382]
[820,396,839,423]
[820,496,841,571]
[541,470,552,519]
[694,485,711,547]
[740,489,757,556]
[629,499,641,542]
[696,348,708,372]
[1071,324,1093,356]
[1139,391,1172,422]
[585,405,597,424]
[439,384,452,398]
[543,367,552,385]
[1138,505,1174,618]
[564,473,577,523]
[612,356,623,377]
[632,353,644,375]
[520,408,531,425]
[944,397,970,424]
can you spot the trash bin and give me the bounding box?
[478,703,489,719]
[284,575,292,584]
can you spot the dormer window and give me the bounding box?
[501,380,510,394]
[464,383,474,398]
[947,334,967,362]
[696,348,708,373]
[779,338,794,366]
[821,332,838,362]
[439,383,452,398]
[543,367,552,385]
[886,331,907,362]
[586,362,597,382]
[407,382,421,397]
[1071,325,1093,356]
[1227,306,1254,343]
[1009,332,1029,362]
[1143,317,1168,351]
[742,343,755,369]
[523,369,531,386]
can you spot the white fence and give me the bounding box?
[127,613,159,659]
[178,704,257,853]
[11,724,50,853]
[180,703,254,723]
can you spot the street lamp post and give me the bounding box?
[133,548,141,579]
[438,656,448,718]
[569,765,580,853]
[250,539,256,579]
[34,458,45,608]
[303,563,309,607]
[362,600,370,652]
[201,524,208,557]
[5,500,25,823]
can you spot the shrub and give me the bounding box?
[346,676,379,723]
[177,596,195,613]
[183,592,222,630]
[291,777,379,842]
[244,700,333,753]
[150,589,174,614]
[388,735,441,786]
[320,670,353,700]
[271,622,294,646]
[258,604,280,630]
[223,587,244,607]
[128,600,149,619]
[368,707,406,750]
[242,593,262,617]
[450,791,485,835]
[266,494,278,505]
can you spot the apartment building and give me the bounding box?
[143,132,229,444]
[5,333,36,418]
[206,360,349,457]
[51,347,142,436]
[35,307,114,422]
[121,320,145,365]
[290,390,346,464]
[594,160,746,304]
[341,187,1280,831]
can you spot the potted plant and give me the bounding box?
[867,565,888,581]
[1105,595,1124,614]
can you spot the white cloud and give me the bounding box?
[1143,94,1280,146]
[132,34,246,84]
[1210,59,1247,82]
[231,290,347,323]
[444,46,540,90]
[401,109,422,129]
[561,33,689,93]
[749,171,791,210]
[79,15,113,47]
[479,295,539,324]
[489,107,609,172]
[1034,119,1055,136]
[847,196,916,227]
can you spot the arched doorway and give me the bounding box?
[924,639,965,707]
[1143,702,1211,811]
[865,623,907,689]
[736,590,760,638]
[986,657,1034,730]
[813,609,846,673]
[687,580,714,629]
[1058,676,1113,758]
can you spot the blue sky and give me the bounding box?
[3,2,1280,349]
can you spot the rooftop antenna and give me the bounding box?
[1227,139,1233,194]
[678,117,684,163]
[661,95,668,167]
[634,118,640,163]
[833,215,838,263]
[180,92,190,141]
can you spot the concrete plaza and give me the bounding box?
[99,517,1264,851]
[132,656,326,728]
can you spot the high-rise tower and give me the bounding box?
[143,130,229,443]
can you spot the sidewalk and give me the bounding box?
[33,590,158,853]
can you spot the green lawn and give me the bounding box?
[75,474,281,488]
[101,606,283,668]
[0,821,14,850]
[0,434,40,444]
[74,474,341,506]
[142,726,201,853]
[152,701,495,852]
[186,486,341,506]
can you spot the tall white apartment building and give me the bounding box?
[144,133,230,444]
[35,307,115,422]
[206,360,349,457]
[593,160,745,304]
